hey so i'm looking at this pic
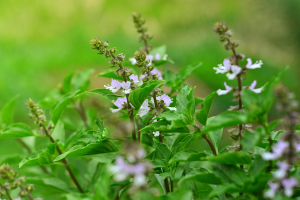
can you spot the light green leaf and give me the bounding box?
[149,45,166,56]
[54,140,118,161]
[97,69,124,81]
[163,68,176,87]
[1,95,19,125]
[206,151,252,165]
[26,177,70,193]
[196,91,216,125]
[174,62,202,87]
[140,120,190,133]
[169,149,206,164]
[201,111,249,133]
[51,120,65,143]
[0,123,36,138]
[51,90,80,125]
[129,80,163,110]
[207,126,223,154]
[178,172,222,185]
[62,71,75,93]
[72,68,95,92]
[89,88,121,102]
[176,85,196,118]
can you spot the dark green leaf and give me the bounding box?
[163,68,176,87]
[140,120,190,133]
[206,151,252,165]
[268,119,282,132]
[54,140,118,161]
[196,91,216,125]
[1,95,19,125]
[212,163,247,186]
[178,172,222,185]
[72,68,95,92]
[169,149,206,164]
[207,126,223,154]
[51,90,80,125]
[0,123,36,138]
[141,133,153,147]
[249,155,268,179]
[241,127,265,151]
[97,69,123,81]
[154,141,171,161]
[129,80,163,110]
[176,85,196,118]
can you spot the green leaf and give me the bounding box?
[150,45,166,56]
[154,141,171,161]
[194,97,205,106]
[163,68,176,87]
[169,149,206,164]
[249,155,268,179]
[51,120,65,143]
[19,143,56,167]
[72,68,95,92]
[89,89,121,102]
[51,90,80,125]
[1,95,19,125]
[201,111,249,133]
[141,133,153,147]
[241,127,265,151]
[174,62,202,88]
[97,68,124,81]
[26,177,70,193]
[268,119,282,132]
[0,123,36,138]
[129,80,163,110]
[176,85,196,118]
[196,91,216,125]
[212,163,247,186]
[94,164,112,200]
[178,172,222,185]
[140,120,190,133]
[54,140,118,161]
[62,71,75,93]
[207,126,223,154]
[206,151,252,165]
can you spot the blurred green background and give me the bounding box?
[1,0,300,121]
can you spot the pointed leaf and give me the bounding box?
[207,151,252,165]
[196,91,216,125]
[169,149,206,164]
[1,95,19,125]
[0,123,36,138]
[62,71,75,93]
[72,68,95,92]
[89,89,121,102]
[178,172,222,185]
[97,69,124,81]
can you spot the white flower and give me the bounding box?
[264,182,279,199]
[282,178,298,197]
[129,74,139,84]
[226,65,241,80]
[153,131,160,137]
[262,141,289,160]
[104,79,121,93]
[156,94,176,111]
[274,162,289,179]
[134,174,147,186]
[138,99,150,117]
[121,81,131,94]
[217,82,233,95]
[249,80,263,93]
[246,58,263,69]
[110,97,127,113]
[213,59,231,74]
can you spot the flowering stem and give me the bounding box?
[20,184,34,200]
[16,138,49,174]
[111,53,137,142]
[0,182,12,200]
[38,121,84,193]
[72,100,89,128]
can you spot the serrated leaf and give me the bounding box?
[129,80,163,110]
[154,141,171,161]
[54,140,118,161]
[97,68,124,81]
[0,123,36,138]
[62,71,75,93]
[178,172,222,185]
[241,126,265,151]
[51,90,80,125]
[140,120,190,133]
[207,151,252,165]
[212,163,247,186]
[201,111,249,133]
[72,68,95,92]
[1,95,19,125]
[176,85,196,118]
[196,91,216,125]
[169,149,206,164]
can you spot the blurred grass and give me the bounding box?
[0,0,299,122]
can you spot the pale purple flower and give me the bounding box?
[246,58,263,69]
[155,53,161,60]
[157,94,176,111]
[262,141,289,160]
[129,74,139,84]
[138,99,150,117]
[217,82,233,96]
[294,142,300,152]
[154,53,168,61]
[226,65,241,80]
[249,80,263,93]
[282,178,298,197]
[121,81,131,94]
[213,59,231,74]
[274,162,289,179]
[111,97,127,113]
[104,79,121,93]
[153,131,160,137]
[151,68,163,80]
[264,182,279,199]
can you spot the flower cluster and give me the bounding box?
[110,143,152,190]
[262,84,300,198]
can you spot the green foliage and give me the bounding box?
[0,123,37,138]
[0,95,19,125]
[196,91,216,125]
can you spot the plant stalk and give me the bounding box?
[0,182,12,200]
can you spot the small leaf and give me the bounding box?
[140,120,190,133]
[62,71,75,93]
[169,149,206,164]
[212,163,247,186]
[268,119,282,132]
[178,172,222,185]
[163,68,176,87]
[0,123,36,139]
[174,62,202,87]
[207,126,223,154]
[51,120,65,143]
[51,90,80,125]
[72,68,95,92]
[196,91,216,125]
[154,141,171,161]
[201,111,249,133]
[1,95,19,125]
[241,127,265,151]
[206,151,252,165]
[54,140,118,161]
[89,89,121,102]
[97,68,124,81]
[129,80,163,110]
[176,85,196,118]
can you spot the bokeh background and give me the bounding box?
[1,0,300,122]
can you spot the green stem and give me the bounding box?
[0,182,12,200]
